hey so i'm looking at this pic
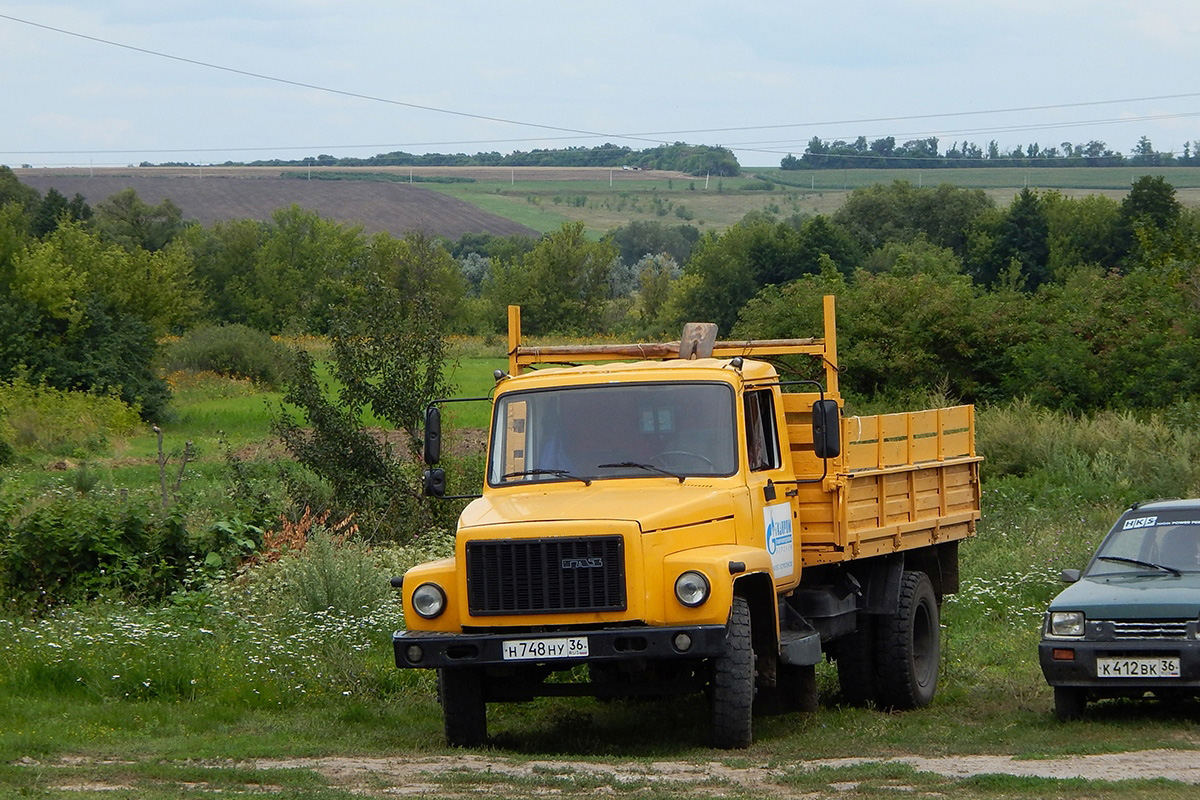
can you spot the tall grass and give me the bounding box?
[0,531,453,708]
[0,378,140,459]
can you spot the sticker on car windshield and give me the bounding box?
[1123,516,1158,530]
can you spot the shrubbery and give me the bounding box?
[0,493,191,608]
[160,323,290,387]
[0,378,141,458]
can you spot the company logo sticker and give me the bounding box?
[764,502,794,578]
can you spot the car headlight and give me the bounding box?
[411,582,447,619]
[674,570,710,608]
[1048,611,1085,637]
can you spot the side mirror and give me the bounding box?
[811,399,841,459]
[423,405,442,465]
[1060,568,1081,583]
[423,467,446,497]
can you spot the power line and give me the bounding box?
[0,12,671,149]
[2,11,1197,161]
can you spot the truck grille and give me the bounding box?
[466,536,626,616]
[1108,620,1189,639]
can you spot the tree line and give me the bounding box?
[782,134,1200,170]
[148,143,742,177]
[2,165,1199,421]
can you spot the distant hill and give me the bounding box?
[16,171,539,240]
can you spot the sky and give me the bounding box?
[3,1,1200,169]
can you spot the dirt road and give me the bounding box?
[251,749,1200,793]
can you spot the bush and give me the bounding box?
[0,378,141,458]
[0,494,191,608]
[161,324,290,387]
[0,292,170,421]
[222,515,454,618]
[977,399,1200,504]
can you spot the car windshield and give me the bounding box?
[488,381,737,486]
[1085,509,1200,577]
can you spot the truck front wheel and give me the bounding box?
[438,667,487,747]
[710,595,754,748]
[874,570,939,710]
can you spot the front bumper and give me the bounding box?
[394,624,728,670]
[1039,637,1200,691]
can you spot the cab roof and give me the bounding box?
[502,357,780,390]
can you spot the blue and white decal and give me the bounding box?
[764,502,794,578]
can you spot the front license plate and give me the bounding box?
[1096,657,1180,678]
[502,636,589,661]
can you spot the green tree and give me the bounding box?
[31,188,92,238]
[0,291,169,419]
[606,220,699,266]
[996,188,1051,291]
[247,205,367,333]
[0,166,38,218]
[94,188,186,252]
[177,218,265,325]
[13,221,200,336]
[736,270,1024,405]
[1008,267,1200,410]
[485,221,616,335]
[668,223,793,333]
[1118,176,1184,269]
[271,232,459,540]
[833,181,993,257]
[1041,191,1121,277]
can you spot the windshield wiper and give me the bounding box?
[500,468,591,486]
[596,461,685,483]
[1096,555,1182,576]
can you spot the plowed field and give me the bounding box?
[16,168,546,239]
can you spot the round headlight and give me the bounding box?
[411,582,447,619]
[674,570,710,607]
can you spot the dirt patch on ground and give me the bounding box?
[20,750,1200,796]
[250,750,1200,793]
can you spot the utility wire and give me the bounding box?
[3,11,1198,159]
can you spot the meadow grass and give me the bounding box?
[420,166,1200,238]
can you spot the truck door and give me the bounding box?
[742,387,800,591]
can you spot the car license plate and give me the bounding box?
[501,636,589,661]
[1096,657,1180,678]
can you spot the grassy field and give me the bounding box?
[420,166,1200,236]
[3,343,1200,797]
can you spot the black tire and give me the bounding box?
[1054,686,1087,721]
[874,570,940,710]
[835,616,877,706]
[438,667,487,747]
[710,596,755,748]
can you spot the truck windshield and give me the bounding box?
[1085,510,1200,576]
[488,382,737,486]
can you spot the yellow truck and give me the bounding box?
[393,295,981,748]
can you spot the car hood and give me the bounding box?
[1049,573,1200,619]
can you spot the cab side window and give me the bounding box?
[744,390,781,472]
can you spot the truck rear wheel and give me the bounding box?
[874,570,939,710]
[710,595,754,748]
[438,667,487,747]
